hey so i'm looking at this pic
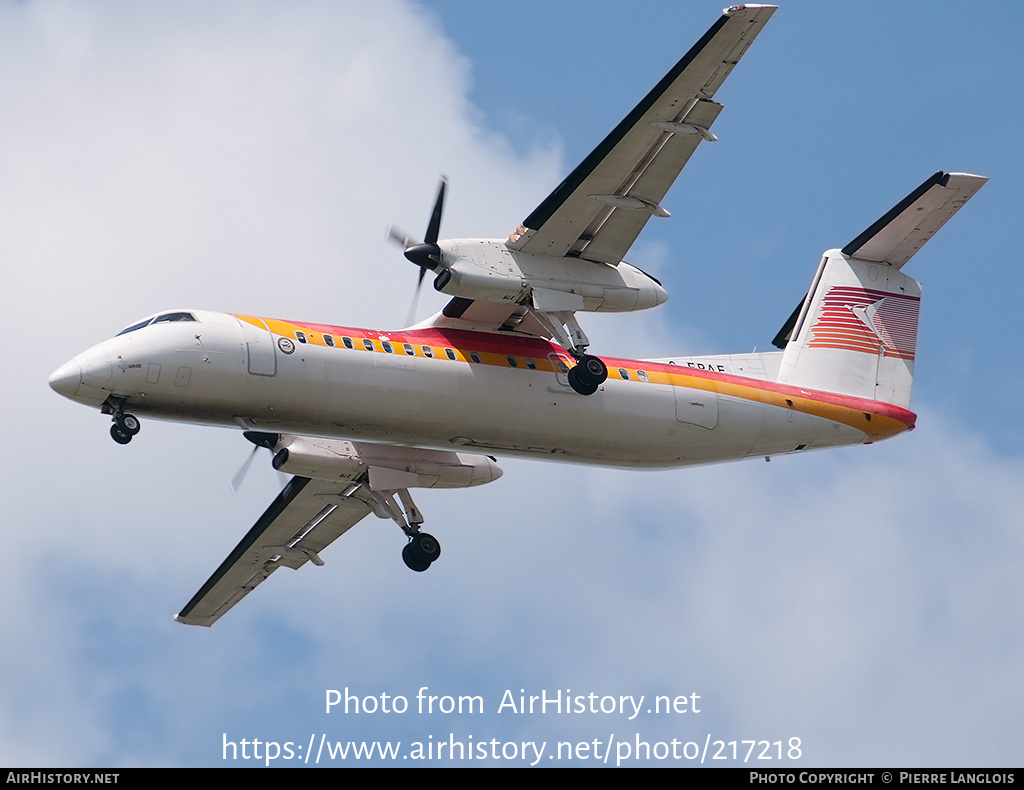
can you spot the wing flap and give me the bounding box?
[417,299,552,338]
[842,172,988,267]
[508,5,775,265]
[175,477,373,627]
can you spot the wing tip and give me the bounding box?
[724,4,778,16]
[173,612,212,627]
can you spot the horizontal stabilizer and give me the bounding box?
[841,171,987,267]
[773,170,986,349]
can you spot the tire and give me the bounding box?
[575,355,608,386]
[402,542,431,572]
[118,414,141,435]
[110,425,132,444]
[410,532,441,562]
[567,366,599,395]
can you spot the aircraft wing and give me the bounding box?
[175,476,373,627]
[506,5,775,265]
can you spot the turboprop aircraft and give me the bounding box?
[48,5,986,626]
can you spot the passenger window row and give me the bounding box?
[289,328,650,382]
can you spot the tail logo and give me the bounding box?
[807,286,919,360]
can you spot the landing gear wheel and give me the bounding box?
[110,424,132,444]
[402,542,431,572]
[411,532,441,562]
[116,414,141,436]
[568,355,607,394]
[567,366,598,395]
[577,355,607,385]
[402,532,441,572]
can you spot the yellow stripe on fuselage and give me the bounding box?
[236,314,915,443]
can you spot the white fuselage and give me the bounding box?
[49,309,915,468]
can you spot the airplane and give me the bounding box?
[48,5,986,626]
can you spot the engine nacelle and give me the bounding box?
[270,436,502,490]
[430,239,668,313]
[433,259,528,303]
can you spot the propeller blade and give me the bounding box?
[424,176,447,245]
[386,224,415,250]
[390,176,450,324]
[230,432,280,495]
[406,265,429,326]
[229,445,259,495]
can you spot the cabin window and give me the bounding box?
[525,357,536,369]
[506,355,519,368]
[382,341,394,353]
[555,359,569,374]
[342,336,354,349]
[362,339,375,352]
[324,334,335,347]
[403,343,415,356]
[295,331,307,344]
[469,351,481,363]
[618,368,630,380]
[421,346,434,358]
[445,348,457,361]
[637,370,649,383]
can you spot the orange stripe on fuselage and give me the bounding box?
[236,315,916,443]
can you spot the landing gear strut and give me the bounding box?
[357,485,443,572]
[525,308,608,395]
[103,397,141,444]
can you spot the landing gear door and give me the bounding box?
[236,316,277,377]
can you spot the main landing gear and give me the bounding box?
[566,354,608,396]
[525,308,608,395]
[357,484,442,572]
[102,396,141,444]
[402,531,442,572]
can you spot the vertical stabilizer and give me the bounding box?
[774,171,985,409]
[777,252,920,408]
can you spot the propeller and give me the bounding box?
[387,177,448,324]
[229,431,280,495]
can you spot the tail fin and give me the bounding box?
[775,171,986,408]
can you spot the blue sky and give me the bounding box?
[3,0,1022,767]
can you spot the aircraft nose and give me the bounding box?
[49,359,82,399]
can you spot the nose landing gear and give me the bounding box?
[103,397,141,444]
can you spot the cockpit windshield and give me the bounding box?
[117,312,196,336]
